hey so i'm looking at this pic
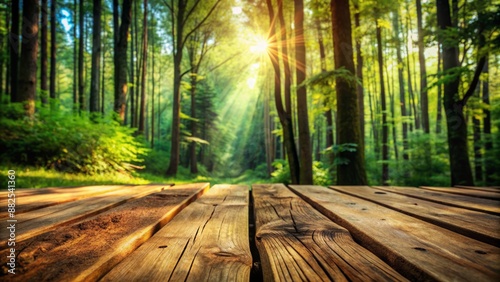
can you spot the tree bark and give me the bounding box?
[354,5,364,150]
[295,0,313,184]
[436,46,443,134]
[78,0,85,112]
[41,0,48,105]
[482,59,493,185]
[376,17,389,185]
[9,0,19,103]
[49,0,56,105]
[113,0,132,122]
[330,0,368,185]
[436,0,474,186]
[90,0,101,113]
[138,0,148,134]
[416,0,429,133]
[73,0,78,112]
[18,0,39,116]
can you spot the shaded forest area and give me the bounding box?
[0,0,499,186]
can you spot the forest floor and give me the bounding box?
[0,165,269,189]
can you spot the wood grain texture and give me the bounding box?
[455,186,500,193]
[291,185,500,282]
[101,185,252,282]
[372,186,500,215]
[420,186,500,200]
[254,184,406,282]
[330,186,500,246]
[1,184,173,242]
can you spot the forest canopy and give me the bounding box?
[0,0,499,187]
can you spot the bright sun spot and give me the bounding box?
[250,39,268,54]
[232,6,242,15]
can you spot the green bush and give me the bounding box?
[271,159,333,185]
[0,104,148,175]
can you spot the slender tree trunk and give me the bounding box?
[392,10,409,162]
[472,101,482,183]
[10,0,19,103]
[331,0,368,185]
[73,0,78,112]
[265,0,300,184]
[41,0,48,105]
[78,0,85,112]
[90,0,101,113]
[416,0,429,133]
[166,0,187,176]
[101,40,105,115]
[138,0,148,134]
[49,0,56,106]
[18,0,39,116]
[113,0,132,122]
[354,6,364,149]
[436,0,474,186]
[436,46,443,134]
[376,18,389,185]
[482,59,493,185]
[295,0,313,184]
[151,26,155,148]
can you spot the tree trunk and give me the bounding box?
[376,18,389,185]
[166,0,187,176]
[436,46,443,134]
[113,0,132,122]
[151,25,155,148]
[416,0,429,133]
[90,0,101,113]
[18,0,39,116]
[49,0,56,106]
[482,59,493,185]
[436,0,474,186]
[354,6,364,150]
[472,104,482,183]
[73,0,78,112]
[295,0,313,184]
[9,0,19,103]
[138,0,148,134]
[78,0,85,112]
[41,0,48,105]
[330,0,368,185]
[392,10,409,161]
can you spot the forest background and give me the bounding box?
[0,0,499,188]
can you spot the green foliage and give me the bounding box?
[324,143,358,166]
[0,104,148,175]
[271,159,333,185]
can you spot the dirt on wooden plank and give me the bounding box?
[0,185,207,281]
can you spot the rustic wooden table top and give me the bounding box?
[1,183,499,281]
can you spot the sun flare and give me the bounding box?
[250,38,269,54]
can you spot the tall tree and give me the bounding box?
[416,0,429,133]
[9,0,19,103]
[436,0,476,185]
[113,0,132,122]
[73,0,78,112]
[265,0,300,184]
[138,0,148,134]
[482,59,493,185]
[295,0,313,184]
[17,0,39,116]
[41,0,48,105]
[375,10,389,185]
[354,3,364,148]
[330,0,367,185]
[78,0,85,112]
[90,0,101,113]
[165,0,222,176]
[49,0,56,104]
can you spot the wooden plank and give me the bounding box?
[330,186,500,246]
[101,185,252,282]
[291,185,500,282]
[372,186,500,215]
[455,186,500,193]
[253,184,407,282]
[420,186,500,200]
[0,183,209,281]
[0,184,173,242]
[0,185,136,219]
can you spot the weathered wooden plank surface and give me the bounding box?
[1,184,173,242]
[373,186,500,215]
[0,183,210,281]
[102,185,252,282]
[291,185,500,281]
[455,186,500,193]
[330,186,500,246]
[254,184,407,282]
[420,186,500,200]
[0,185,130,218]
